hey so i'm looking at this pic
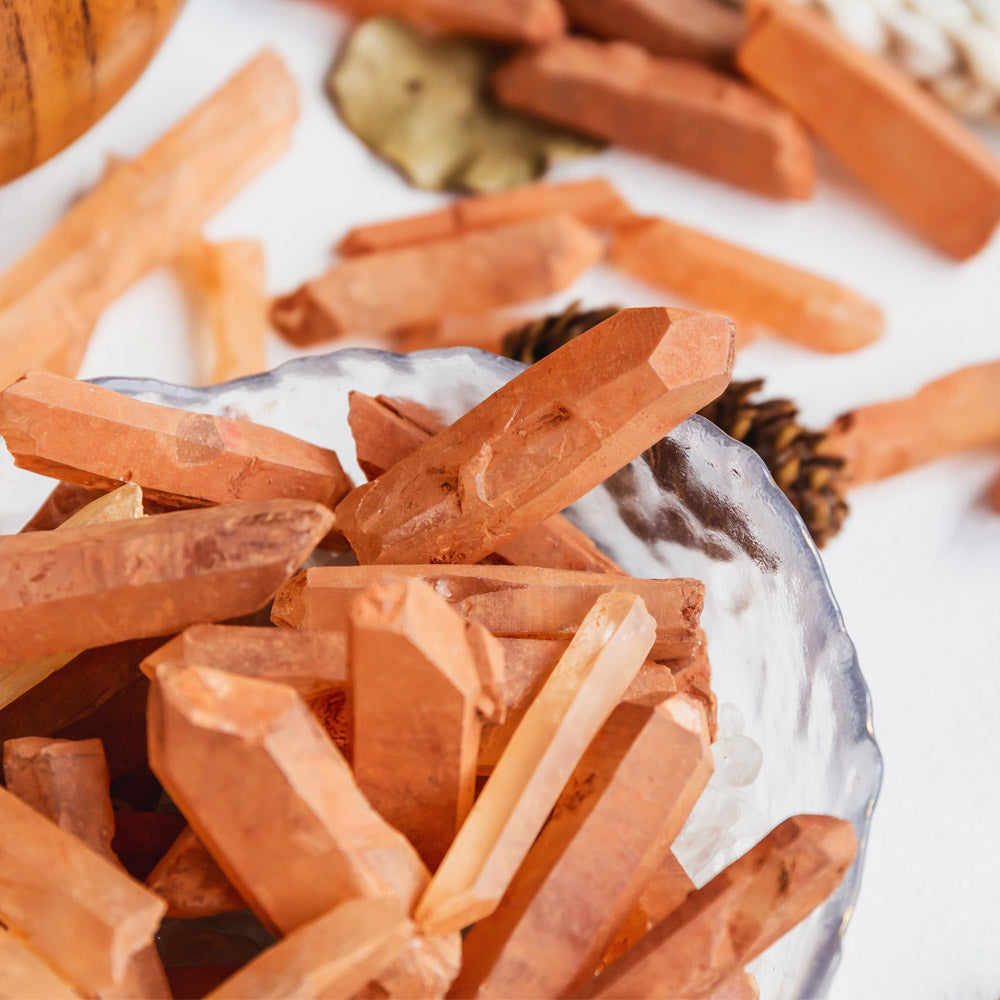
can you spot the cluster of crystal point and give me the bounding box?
[415,592,656,935]
[0,305,861,998]
[452,694,713,998]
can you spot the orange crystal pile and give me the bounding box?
[0,308,856,999]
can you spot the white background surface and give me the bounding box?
[1,1,999,996]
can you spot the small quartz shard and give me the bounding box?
[0,371,353,509]
[272,563,704,661]
[612,215,883,354]
[414,591,656,935]
[140,624,346,698]
[0,785,166,997]
[493,38,814,200]
[348,578,485,868]
[823,358,1000,485]
[147,826,247,919]
[2,737,115,860]
[451,694,713,999]
[737,0,1000,259]
[333,307,733,565]
[0,926,81,1000]
[580,814,858,999]
[19,482,106,532]
[0,499,334,668]
[177,237,269,385]
[205,897,413,1000]
[348,390,623,573]
[147,662,431,934]
[338,178,630,255]
[271,215,603,346]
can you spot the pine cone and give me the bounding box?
[501,301,620,364]
[501,304,850,547]
[699,380,849,547]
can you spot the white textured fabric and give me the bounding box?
[801,0,1000,117]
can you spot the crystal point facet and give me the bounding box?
[348,577,484,869]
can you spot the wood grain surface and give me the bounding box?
[0,0,183,184]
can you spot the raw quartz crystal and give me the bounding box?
[139,623,347,697]
[0,785,165,998]
[271,215,604,345]
[0,370,353,509]
[1,483,144,710]
[347,390,623,573]
[333,306,734,564]
[0,499,334,667]
[0,926,81,1000]
[581,815,858,999]
[205,897,413,1000]
[348,577,486,869]
[2,737,115,860]
[414,591,656,935]
[147,662,461,997]
[147,662,429,931]
[146,825,247,919]
[451,694,713,999]
[272,563,705,661]
[600,852,760,998]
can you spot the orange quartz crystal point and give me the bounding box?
[271,214,604,346]
[0,926,82,999]
[348,390,625,573]
[2,737,115,860]
[559,0,745,65]
[333,307,733,565]
[492,38,814,200]
[204,897,413,1000]
[0,371,352,509]
[140,624,347,696]
[451,694,713,999]
[0,785,166,998]
[823,358,1000,485]
[0,500,334,669]
[147,663,431,934]
[414,592,656,936]
[603,852,759,999]
[612,216,883,354]
[338,178,630,256]
[348,578,485,869]
[272,564,704,662]
[146,826,247,919]
[0,51,297,390]
[332,0,567,44]
[737,0,1000,259]
[580,814,858,999]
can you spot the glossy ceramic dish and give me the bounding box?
[94,345,884,999]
